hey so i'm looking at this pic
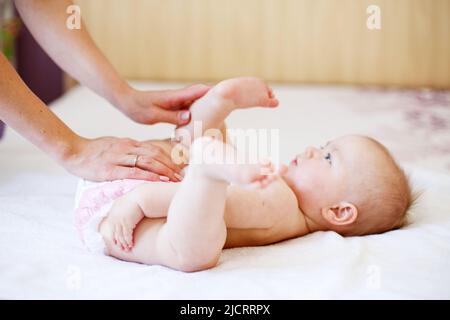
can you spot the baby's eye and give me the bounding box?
[324,152,332,165]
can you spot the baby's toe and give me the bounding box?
[267,98,279,107]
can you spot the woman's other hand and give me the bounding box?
[63,136,183,182]
[115,84,210,126]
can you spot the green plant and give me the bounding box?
[1,27,15,60]
[1,0,20,62]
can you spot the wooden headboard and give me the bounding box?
[75,0,449,88]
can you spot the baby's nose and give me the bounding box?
[305,146,319,158]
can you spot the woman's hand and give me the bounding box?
[62,136,183,182]
[115,84,210,126]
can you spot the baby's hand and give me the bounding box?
[104,196,144,252]
[250,161,288,189]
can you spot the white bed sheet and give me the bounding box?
[1,82,449,299]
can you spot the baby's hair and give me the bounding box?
[387,169,421,230]
[344,136,419,236]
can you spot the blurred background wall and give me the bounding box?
[75,0,450,88]
[1,1,63,105]
[1,0,449,140]
[16,24,63,105]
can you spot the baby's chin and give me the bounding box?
[281,166,295,183]
[281,172,303,199]
[285,162,302,179]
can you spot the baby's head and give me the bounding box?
[283,135,414,236]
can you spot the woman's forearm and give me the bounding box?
[14,0,130,106]
[0,52,79,162]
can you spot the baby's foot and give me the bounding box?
[209,77,278,109]
[189,137,286,188]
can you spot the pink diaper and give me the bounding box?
[74,179,148,254]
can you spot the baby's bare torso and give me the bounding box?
[129,178,307,248]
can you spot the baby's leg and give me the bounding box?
[100,176,225,271]
[99,181,178,251]
[174,77,278,147]
[101,138,275,271]
[142,78,277,171]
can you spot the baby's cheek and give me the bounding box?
[297,169,325,195]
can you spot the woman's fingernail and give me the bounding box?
[159,176,170,182]
[180,111,191,122]
[174,173,183,181]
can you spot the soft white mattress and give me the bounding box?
[1,82,449,299]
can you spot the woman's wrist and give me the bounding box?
[51,130,86,165]
[106,80,134,113]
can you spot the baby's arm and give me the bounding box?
[101,190,144,251]
[102,181,177,251]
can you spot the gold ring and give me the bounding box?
[133,155,139,167]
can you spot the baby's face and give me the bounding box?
[283,135,378,216]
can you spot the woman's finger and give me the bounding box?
[115,141,182,180]
[152,151,184,177]
[107,166,168,182]
[115,153,141,167]
[135,157,180,182]
[150,107,191,126]
[132,145,182,174]
[153,84,210,110]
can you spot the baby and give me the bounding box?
[74,77,414,272]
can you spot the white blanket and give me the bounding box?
[1,82,449,299]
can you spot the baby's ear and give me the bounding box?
[321,202,358,226]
